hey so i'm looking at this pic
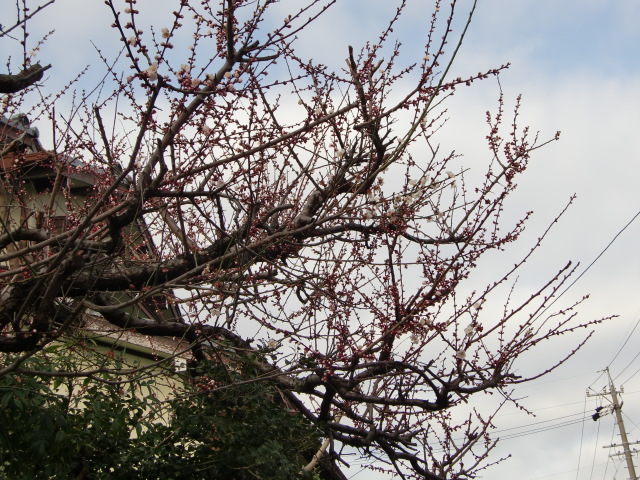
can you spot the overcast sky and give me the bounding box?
[4,1,640,479]
[401,2,640,479]
[444,3,640,479]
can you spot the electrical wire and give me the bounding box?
[621,410,640,435]
[534,208,640,327]
[587,369,606,391]
[428,410,590,454]
[608,308,640,371]
[601,421,617,480]
[492,411,585,434]
[527,462,611,480]
[620,362,640,389]
[610,310,640,385]
[575,394,588,480]
[588,407,601,480]
[496,416,589,441]
[496,410,579,428]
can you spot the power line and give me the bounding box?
[611,309,640,384]
[617,348,640,386]
[575,394,588,480]
[601,421,617,480]
[588,369,606,391]
[622,410,640,435]
[535,208,640,327]
[587,407,600,480]
[609,309,640,369]
[497,416,589,441]
[429,411,590,454]
[621,363,640,390]
[527,462,612,480]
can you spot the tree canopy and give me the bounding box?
[0,1,604,478]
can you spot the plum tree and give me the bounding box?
[0,1,603,478]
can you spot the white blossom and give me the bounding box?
[464,324,474,336]
[202,124,212,135]
[128,36,137,46]
[446,171,456,179]
[268,339,277,349]
[161,27,170,38]
[191,78,201,87]
[455,349,466,360]
[145,62,158,81]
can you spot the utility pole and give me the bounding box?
[588,368,638,480]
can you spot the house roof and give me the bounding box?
[0,113,39,137]
[0,150,54,170]
[1,113,42,153]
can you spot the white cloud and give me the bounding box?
[4,1,639,478]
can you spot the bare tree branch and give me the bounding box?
[0,63,51,93]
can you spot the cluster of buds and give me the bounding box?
[195,375,219,393]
